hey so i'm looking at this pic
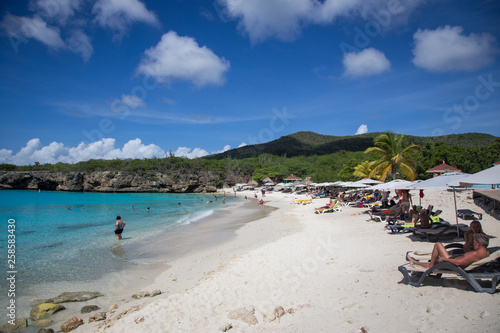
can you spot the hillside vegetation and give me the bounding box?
[1,132,498,186]
[207,131,497,159]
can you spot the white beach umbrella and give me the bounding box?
[365,179,413,190]
[447,164,500,187]
[405,172,469,190]
[353,178,382,185]
[264,182,275,186]
[342,181,368,188]
[405,172,471,237]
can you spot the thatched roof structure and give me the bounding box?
[262,177,273,184]
[247,179,258,187]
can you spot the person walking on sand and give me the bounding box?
[115,216,126,240]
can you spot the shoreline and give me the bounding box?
[83,188,499,333]
[13,191,279,332]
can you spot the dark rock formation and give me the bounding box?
[0,170,248,193]
[34,291,103,305]
[80,305,100,314]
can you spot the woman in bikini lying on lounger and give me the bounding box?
[315,198,337,213]
[409,233,489,269]
[464,220,486,252]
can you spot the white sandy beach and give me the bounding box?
[70,188,500,333]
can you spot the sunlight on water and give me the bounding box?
[0,190,235,296]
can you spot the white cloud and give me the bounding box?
[162,98,176,105]
[136,31,230,87]
[174,147,209,159]
[238,143,248,148]
[174,144,232,159]
[343,48,390,78]
[92,0,159,39]
[67,29,93,61]
[0,138,165,165]
[219,0,426,43]
[119,95,146,108]
[211,145,231,155]
[412,26,496,72]
[29,0,82,25]
[1,13,65,49]
[0,14,94,61]
[355,124,368,135]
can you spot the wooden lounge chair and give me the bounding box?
[398,249,500,293]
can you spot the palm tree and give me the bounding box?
[364,132,420,181]
[353,160,378,179]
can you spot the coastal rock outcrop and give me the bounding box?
[0,318,28,332]
[30,303,65,320]
[60,317,84,332]
[81,305,100,314]
[0,170,249,193]
[34,291,103,304]
[88,312,106,322]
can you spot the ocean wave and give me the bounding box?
[178,209,214,226]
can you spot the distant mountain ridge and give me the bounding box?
[207,131,498,159]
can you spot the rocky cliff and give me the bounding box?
[0,170,248,193]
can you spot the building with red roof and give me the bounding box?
[283,174,302,183]
[426,161,462,177]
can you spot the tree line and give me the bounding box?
[1,135,498,185]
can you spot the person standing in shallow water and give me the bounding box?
[115,216,126,240]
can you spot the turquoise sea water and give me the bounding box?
[0,190,236,300]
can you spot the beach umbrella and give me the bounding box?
[353,178,383,185]
[405,172,471,237]
[365,179,413,190]
[247,179,258,187]
[404,172,469,190]
[447,164,500,188]
[342,181,368,188]
[264,182,275,186]
[262,177,274,184]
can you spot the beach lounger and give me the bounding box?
[315,201,341,214]
[321,202,342,214]
[413,223,468,242]
[457,209,483,220]
[388,217,448,234]
[398,250,500,293]
[368,210,399,223]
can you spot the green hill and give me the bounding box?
[206,131,497,159]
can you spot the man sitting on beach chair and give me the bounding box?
[409,234,490,269]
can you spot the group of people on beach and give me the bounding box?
[321,187,493,271]
[410,220,490,269]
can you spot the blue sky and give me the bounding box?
[0,0,499,165]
